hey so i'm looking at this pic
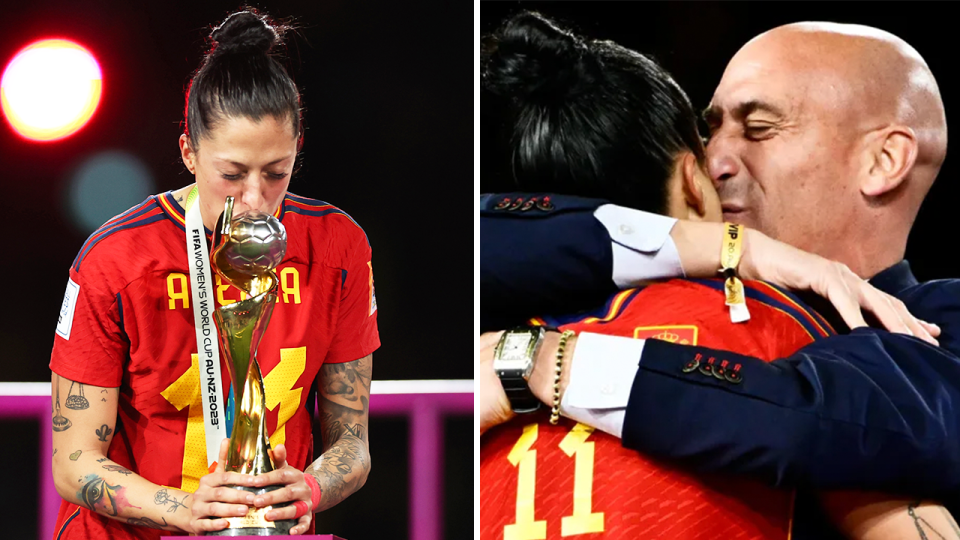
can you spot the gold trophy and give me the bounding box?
[206,196,294,536]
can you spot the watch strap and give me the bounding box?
[500,375,540,413]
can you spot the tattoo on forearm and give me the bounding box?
[96,424,113,442]
[53,375,73,432]
[908,501,952,540]
[66,381,89,410]
[127,516,168,529]
[102,464,132,476]
[96,457,108,463]
[154,489,188,512]
[77,474,140,516]
[313,434,370,509]
[315,356,372,509]
[344,423,366,441]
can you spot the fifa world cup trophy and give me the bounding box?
[206,196,295,536]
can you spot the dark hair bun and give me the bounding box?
[211,10,279,56]
[483,12,595,103]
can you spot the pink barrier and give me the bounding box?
[0,382,472,540]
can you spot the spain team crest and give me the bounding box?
[632,325,698,345]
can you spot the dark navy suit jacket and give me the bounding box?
[481,193,960,502]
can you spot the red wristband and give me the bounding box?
[304,473,322,511]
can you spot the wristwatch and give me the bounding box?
[493,327,546,413]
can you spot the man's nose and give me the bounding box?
[706,135,741,188]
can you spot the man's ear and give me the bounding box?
[861,126,917,197]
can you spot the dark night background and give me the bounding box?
[0,1,471,539]
[481,1,960,284]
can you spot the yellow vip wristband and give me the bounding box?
[720,223,750,323]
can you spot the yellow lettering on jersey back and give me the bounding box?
[504,422,605,538]
[505,423,546,540]
[280,267,301,304]
[263,347,306,448]
[560,424,604,536]
[167,273,190,309]
[160,354,205,493]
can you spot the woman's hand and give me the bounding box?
[184,438,258,535]
[477,331,516,435]
[740,229,940,345]
[247,443,314,535]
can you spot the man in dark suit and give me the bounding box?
[481,20,960,509]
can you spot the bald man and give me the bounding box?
[480,19,960,517]
[705,22,946,277]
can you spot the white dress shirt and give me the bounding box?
[560,204,685,438]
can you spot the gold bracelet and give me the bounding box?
[550,330,576,425]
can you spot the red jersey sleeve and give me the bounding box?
[323,225,380,364]
[49,256,127,387]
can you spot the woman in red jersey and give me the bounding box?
[49,8,378,539]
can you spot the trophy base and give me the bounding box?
[205,484,297,536]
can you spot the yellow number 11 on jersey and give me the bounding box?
[505,423,605,540]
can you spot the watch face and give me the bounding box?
[500,332,532,361]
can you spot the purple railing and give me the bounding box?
[0,380,472,540]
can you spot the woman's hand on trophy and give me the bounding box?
[251,443,315,535]
[183,438,258,534]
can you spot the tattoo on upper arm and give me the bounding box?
[96,457,108,463]
[69,450,81,461]
[154,489,188,512]
[53,448,57,457]
[53,375,72,432]
[96,424,113,442]
[101,389,108,403]
[320,357,372,404]
[127,516,168,529]
[65,381,89,410]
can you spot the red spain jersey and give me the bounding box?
[50,191,380,540]
[480,278,834,540]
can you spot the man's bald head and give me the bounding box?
[705,21,946,277]
[745,22,946,171]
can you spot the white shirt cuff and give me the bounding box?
[594,204,684,288]
[560,332,646,439]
